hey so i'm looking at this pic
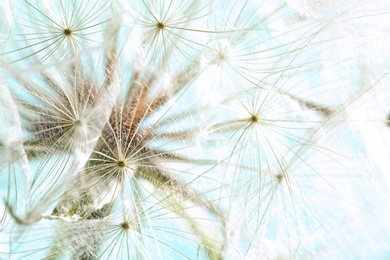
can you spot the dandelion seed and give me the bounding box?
[2,0,112,67]
[124,0,210,71]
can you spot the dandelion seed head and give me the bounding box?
[2,0,390,259]
[202,39,234,69]
[198,29,282,92]
[3,0,112,66]
[125,0,209,71]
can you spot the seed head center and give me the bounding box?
[117,160,126,168]
[73,119,82,126]
[157,22,165,29]
[63,28,72,36]
[250,114,260,123]
[217,52,227,61]
[276,174,284,183]
[121,222,130,230]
